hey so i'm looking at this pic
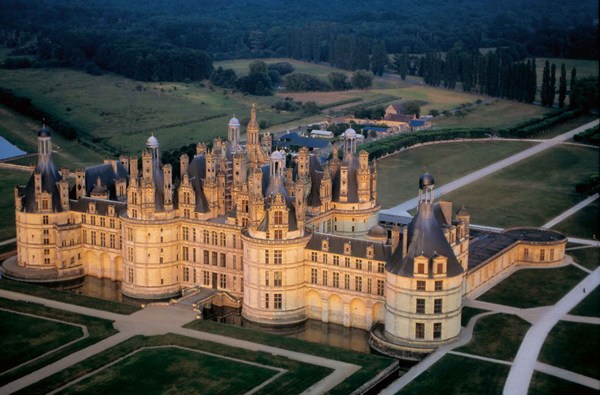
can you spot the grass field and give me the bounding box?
[539,321,600,380]
[477,266,587,309]
[553,200,600,239]
[399,354,509,394]
[376,140,534,208]
[58,346,280,394]
[0,279,140,314]
[0,298,116,387]
[0,309,83,373]
[441,145,599,228]
[21,334,332,395]
[529,371,599,395]
[460,307,489,327]
[535,58,599,87]
[184,319,393,395]
[570,287,599,318]
[567,247,600,271]
[455,314,530,361]
[0,169,32,240]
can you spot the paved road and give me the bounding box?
[543,193,599,229]
[382,119,600,215]
[0,290,361,395]
[503,266,600,395]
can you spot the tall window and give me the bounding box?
[42,215,49,224]
[322,270,328,286]
[524,248,529,258]
[355,259,362,270]
[417,280,426,291]
[232,235,237,248]
[435,281,443,291]
[378,262,385,273]
[220,253,226,267]
[220,233,226,246]
[344,274,350,290]
[91,231,97,245]
[274,230,283,239]
[377,280,384,296]
[274,211,283,225]
[182,226,189,240]
[344,257,350,268]
[219,274,227,289]
[212,251,218,266]
[109,234,116,249]
[274,293,282,309]
[274,271,282,286]
[265,250,270,264]
[333,256,339,266]
[433,323,442,339]
[203,271,210,286]
[182,246,189,261]
[416,298,426,314]
[333,272,340,288]
[540,249,545,261]
[127,247,134,262]
[265,271,269,286]
[416,323,425,339]
[100,233,106,247]
[265,293,270,309]
[355,276,362,292]
[311,252,318,262]
[367,278,372,294]
[323,254,328,264]
[203,230,210,244]
[417,263,425,274]
[311,268,318,284]
[434,299,443,314]
[127,267,134,283]
[183,267,190,282]
[203,250,209,264]
[274,250,282,265]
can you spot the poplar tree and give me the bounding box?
[540,60,550,106]
[558,63,567,108]
[549,63,556,107]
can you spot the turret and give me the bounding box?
[130,156,139,179]
[228,115,241,150]
[163,164,173,210]
[180,154,189,180]
[142,151,153,183]
[59,168,69,210]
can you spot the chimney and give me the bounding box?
[391,226,401,252]
[130,156,138,179]
[402,225,408,257]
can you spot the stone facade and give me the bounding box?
[6,108,567,358]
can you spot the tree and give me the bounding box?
[569,67,578,107]
[549,63,556,107]
[570,76,599,113]
[370,40,387,76]
[351,70,374,89]
[404,101,421,118]
[558,64,567,108]
[399,47,408,80]
[328,72,350,90]
[540,60,550,106]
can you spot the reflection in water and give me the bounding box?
[205,306,372,353]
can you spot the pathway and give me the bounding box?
[0,238,16,247]
[0,290,361,395]
[542,193,599,229]
[382,119,599,215]
[503,266,600,395]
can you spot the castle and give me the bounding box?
[5,105,568,359]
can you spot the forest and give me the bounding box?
[0,0,597,83]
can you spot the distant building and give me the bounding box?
[277,132,332,153]
[4,106,567,361]
[310,130,334,139]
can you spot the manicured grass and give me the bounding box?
[529,371,599,395]
[0,279,140,315]
[553,200,600,240]
[567,247,600,271]
[184,319,394,395]
[460,306,489,327]
[399,354,509,395]
[0,309,83,373]
[570,287,599,317]
[376,140,534,208]
[215,58,353,81]
[0,169,31,240]
[59,347,278,394]
[18,334,332,395]
[477,266,587,309]
[539,321,600,380]
[0,298,116,387]
[533,115,598,139]
[455,314,530,361]
[442,145,599,228]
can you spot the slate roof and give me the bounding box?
[82,162,128,200]
[0,136,27,160]
[331,152,360,203]
[306,233,391,261]
[187,154,209,213]
[70,197,127,216]
[257,174,298,231]
[410,119,426,127]
[22,155,63,213]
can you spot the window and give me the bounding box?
[127,267,134,283]
[311,268,318,284]
[265,271,269,286]
[333,256,339,266]
[128,248,134,261]
[323,254,328,264]
[127,228,133,241]
[436,263,444,274]
[44,258,50,265]
[333,272,340,288]
[344,257,350,268]
[183,267,190,282]
[212,252,218,266]
[81,214,86,224]
[378,262,385,273]
[110,234,116,249]
[417,280,426,291]
[524,248,529,259]
[233,255,237,270]
[91,231,97,245]
[322,270,328,286]
[417,263,425,274]
[274,211,283,225]
[274,293,282,309]
[110,218,115,228]
[274,230,283,240]
[203,271,210,286]
[193,248,197,262]
[44,248,50,255]
[367,278,372,294]
[100,217,105,227]
[232,235,237,248]
[220,253,226,267]
[42,215,49,224]
[344,274,350,290]
[91,216,96,225]
[203,230,210,244]
[416,299,425,314]
[311,252,318,262]
[416,323,425,339]
[434,299,443,314]
[182,226,189,240]
[274,250,282,265]
[265,250,270,264]
[211,231,218,245]
[355,276,362,292]
[220,233,226,246]
[433,323,442,339]
[100,232,106,247]
[182,246,189,261]
[540,249,545,261]
[203,250,209,264]
[274,271,282,286]
[265,293,270,309]
[550,249,554,261]
[355,259,362,270]
[377,280,384,296]
[435,281,443,291]
[219,274,227,288]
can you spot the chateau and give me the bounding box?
[4,106,568,359]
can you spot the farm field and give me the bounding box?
[376,140,535,208]
[440,145,599,228]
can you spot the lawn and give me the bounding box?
[0,309,83,373]
[184,319,395,395]
[0,279,140,315]
[460,306,490,327]
[376,140,534,208]
[0,298,116,387]
[567,246,600,271]
[398,354,509,395]
[539,321,600,380]
[0,169,30,240]
[455,314,530,361]
[58,346,279,395]
[553,200,600,240]
[442,145,599,228]
[569,287,599,317]
[477,266,587,309]
[19,334,332,395]
[529,372,599,395]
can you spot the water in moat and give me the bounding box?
[53,276,372,353]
